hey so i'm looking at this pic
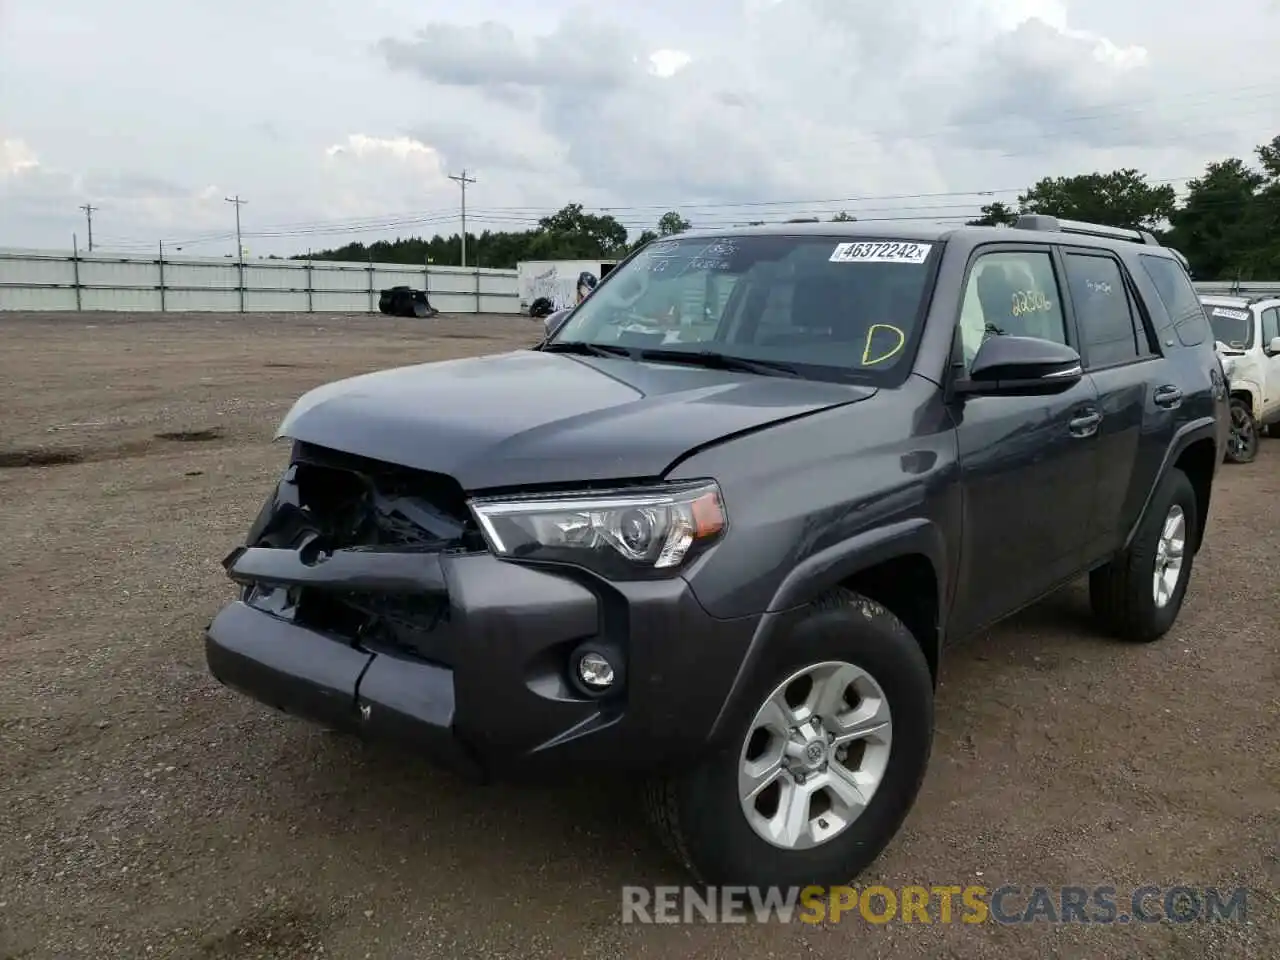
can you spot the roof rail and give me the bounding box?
[1195,280,1280,298]
[1012,214,1161,247]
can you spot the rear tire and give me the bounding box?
[642,588,934,887]
[1225,399,1258,463]
[1089,467,1198,643]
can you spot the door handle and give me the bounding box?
[1154,385,1183,409]
[1069,410,1102,437]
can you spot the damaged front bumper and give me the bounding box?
[204,448,760,782]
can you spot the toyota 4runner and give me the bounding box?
[206,214,1230,888]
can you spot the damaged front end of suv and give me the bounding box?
[227,441,484,663]
[210,440,494,778]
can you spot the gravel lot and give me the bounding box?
[1,310,1276,959]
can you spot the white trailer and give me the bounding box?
[516,259,618,313]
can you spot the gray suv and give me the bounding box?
[206,216,1229,888]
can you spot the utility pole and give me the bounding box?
[448,169,477,267]
[224,195,247,259]
[79,204,97,251]
[225,195,247,312]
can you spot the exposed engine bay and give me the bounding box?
[236,442,483,663]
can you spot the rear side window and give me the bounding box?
[1139,254,1209,347]
[1064,253,1147,367]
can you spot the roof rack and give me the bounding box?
[1196,281,1280,299]
[1012,214,1161,247]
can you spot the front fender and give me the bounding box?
[766,517,948,612]
[1228,378,1262,412]
[706,518,948,743]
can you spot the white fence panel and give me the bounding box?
[244,263,305,291]
[0,246,520,314]
[82,287,162,312]
[0,254,75,287]
[245,289,307,311]
[2,286,78,310]
[163,288,244,312]
[312,291,376,313]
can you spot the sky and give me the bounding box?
[1,0,1278,258]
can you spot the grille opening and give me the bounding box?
[249,442,485,554]
[240,443,479,665]
[293,589,453,664]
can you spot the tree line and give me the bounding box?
[301,133,1279,282]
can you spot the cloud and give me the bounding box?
[0,138,40,180]
[1,0,1277,252]
[364,0,1276,233]
[325,133,442,166]
[377,17,635,93]
[648,49,692,78]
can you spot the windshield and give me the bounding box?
[1203,302,1254,349]
[548,234,940,383]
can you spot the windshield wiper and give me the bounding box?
[636,348,802,378]
[540,340,633,359]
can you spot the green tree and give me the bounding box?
[1016,169,1177,232]
[1246,134,1280,277]
[1167,158,1266,281]
[529,203,629,258]
[629,229,658,252]
[657,211,691,236]
[966,201,1019,227]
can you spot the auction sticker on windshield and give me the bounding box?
[1210,307,1250,321]
[831,241,932,265]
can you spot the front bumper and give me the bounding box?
[205,545,760,782]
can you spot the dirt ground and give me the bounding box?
[0,310,1275,959]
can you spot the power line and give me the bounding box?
[97,174,1203,248]
[79,204,97,252]
[447,169,477,266]
[98,161,1238,251]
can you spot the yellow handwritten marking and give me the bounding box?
[1010,289,1053,316]
[862,323,906,365]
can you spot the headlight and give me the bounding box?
[468,480,726,579]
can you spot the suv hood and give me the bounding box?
[276,349,874,490]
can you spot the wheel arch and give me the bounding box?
[706,519,947,743]
[1229,382,1261,413]
[1123,418,1219,556]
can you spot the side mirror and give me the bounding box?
[954,335,1083,396]
[543,309,571,339]
[1267,336,1280,356]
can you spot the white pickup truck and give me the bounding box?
[1201,294,1280,463]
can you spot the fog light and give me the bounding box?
[577,651,615,689]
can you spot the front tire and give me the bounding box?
[643,588,934,887]
[1226,399,1258,463]
[1089,466,1198,643]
